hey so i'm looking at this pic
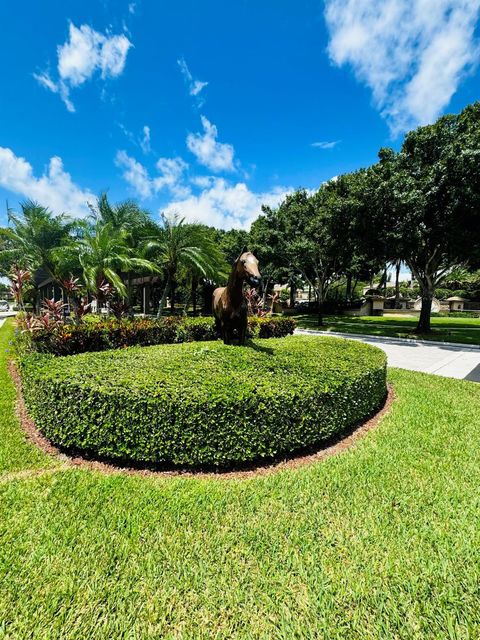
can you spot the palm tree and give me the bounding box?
[88,194,160,306]
[146,213,227,318]
[0,201,80,310]
[0,201,76,278]
[78,221,158,312]
[89,193,155,234]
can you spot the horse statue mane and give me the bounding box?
[212,247,261,345]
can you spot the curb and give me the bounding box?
[295,328,480,352]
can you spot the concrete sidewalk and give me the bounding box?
[297,329,480,382]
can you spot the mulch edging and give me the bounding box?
[8,360,394,480]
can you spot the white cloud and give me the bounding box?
[34,22,132,112]
[118,123,152,153]
[33,71,75,112]
[163,177,290,229]
[128,3,136,14]
[177,57,208,100]
[115,150,153,199]
[311,140,341,149]
[115,151,189,199]
[186,116,235,172]
[325,0,480,134]
[0,147,95,216]
[154,157,189,195]
[140,125,151,154]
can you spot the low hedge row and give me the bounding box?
[19,335,387,468]
[25,316,297,356]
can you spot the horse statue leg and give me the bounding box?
[238,319,247,345]
[214,316,222,338]
[223,323,231,345]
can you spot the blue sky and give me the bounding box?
[1,0,479,229]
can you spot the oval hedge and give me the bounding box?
[19,336,387,468]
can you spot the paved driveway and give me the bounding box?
[297,329,480,382]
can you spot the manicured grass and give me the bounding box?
[1,320,480,638]
[294,314,480,346]
[0,319,56,474]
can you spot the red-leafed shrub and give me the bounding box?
[20,316,296,356]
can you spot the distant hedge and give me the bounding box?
[23,316,296,356]
[19,336,387,468]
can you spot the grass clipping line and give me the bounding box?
[8,359,393,480]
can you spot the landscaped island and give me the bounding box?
[19,335,387,468]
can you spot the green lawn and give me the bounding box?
[294,313,480,346]
[1,319,480,638]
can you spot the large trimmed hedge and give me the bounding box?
[19,336,387,468]
[24,316,296,356]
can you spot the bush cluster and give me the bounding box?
[19,335,387,468]
[24,316,297,356]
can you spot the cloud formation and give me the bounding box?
[311,140,341,149]
[186,116,235,172]
[163,177,290,229]
[140,125,151,154]
[115,151,189,199]
[0,147,95,216]
[325,0,480,134]
[34,22,132,112]
[177,57,208,101]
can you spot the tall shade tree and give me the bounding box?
[257,188,352,325]
[78,221,158,311]
[365,103,480,332]
[147,213,227,317]
[250,211,292,306]
[214,228,251,264]
[324,171,383,302]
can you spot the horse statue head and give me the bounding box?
[235,247,261,288]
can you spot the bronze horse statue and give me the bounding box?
[213,248,261,345]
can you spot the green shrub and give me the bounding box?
[438,311,480,318]
[23,316,296,356]
[248,316,297,338]
[19,336,387,468]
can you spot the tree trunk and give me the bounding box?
[317,307,323,326]
[289,283,296,308]
[416,290,433,333]
[126,272,134,318]
[261,277,270,309]
[394,261,401,309]
[170,280,176,313]
[316,285,324,326]
[95,293,104,315]
[192,279,197,316]
[345,273,352,301]
[156,274,171,319]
